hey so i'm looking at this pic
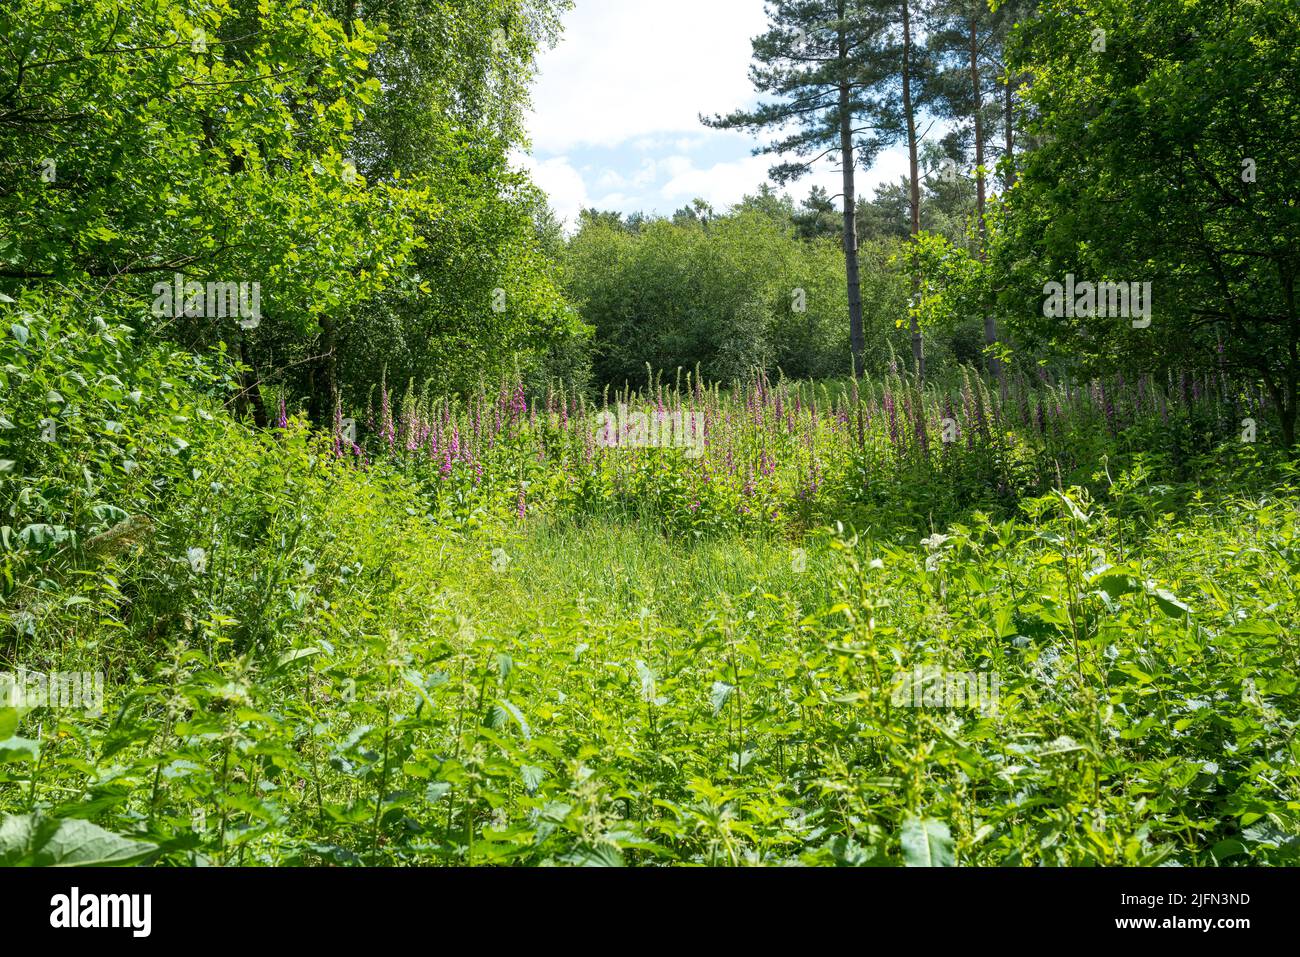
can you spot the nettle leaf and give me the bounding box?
[495,699,531,739]
[425,782,452,803]
[1242,820,1300,850]
[1089,568,1142,599]
[1226,619,1282,638]
[0,813,157,866]
[520,764,546,793]
[561,844,624,867]
[1211,839,1248,863]
[900,816,955,867]
[1147,585,1192,618]
[19,524,58,546]
[0,736,39,764]
[1052,489,1092,525]
[728,749,755,772]
[709,680,735,715]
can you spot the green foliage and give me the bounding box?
[563,207,911,385]
[2,0,1299,873]
[0,0,578,423]
[4,296,1298,866]
[0,814,157,867]
[993,0,1300,440]
[0,0,427,323]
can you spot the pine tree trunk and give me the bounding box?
[902,0,924,379]
[1003,69,1016,189]
[840,71,865,379]
[971,18,1000,382]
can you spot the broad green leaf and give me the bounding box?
[0,813,157,866]
[901,816,955,867]
[709,681,734,715]
[0,736,38,764]
[520,765,545,793]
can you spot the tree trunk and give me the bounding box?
[1282,265,1298,451]
[971,17,1000,382]
[237,336,268,428]
[309,315,339,424]
[901,0,924,379]
[1003,68,1016,189]
[839,63,865,378]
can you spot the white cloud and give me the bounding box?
[512,152,590,227]
[660,153,773,205]
[519,0,925,224]
[526,0,769,154]
[657,148,912,215]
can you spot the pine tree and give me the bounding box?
[927,0,1004,379]
[860,0,939,379]
[704,0,889,377]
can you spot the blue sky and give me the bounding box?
[516,0,912,230]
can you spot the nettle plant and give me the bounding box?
[3,292,1299,865]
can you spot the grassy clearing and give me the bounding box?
[2,304,1299,866]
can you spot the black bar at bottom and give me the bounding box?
[0,866,1287,943]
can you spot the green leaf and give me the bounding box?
[1089,569,1141,598]
[1210,839,1248,863]
[425,782,452,803]
[495,699,531,740]
[0,736,38,764]
[561,844,624,867]
[274,647,321,671]
[1147,585,1191,618]
[520,765,545,793]
[1051,489,1092,525]
[709,681,734,715]
[900,816,955,867]
[0,813,157,866]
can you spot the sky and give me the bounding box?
[515,0,912,231]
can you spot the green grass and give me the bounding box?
[3,301,1299,866]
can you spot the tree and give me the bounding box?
[0,0,432,425]
[927,0,1003,378]
[316,0,579,408]
[794,185,843,240]
[858,0,941,379]
[704,0,889,377]
[995,0,1300,444]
